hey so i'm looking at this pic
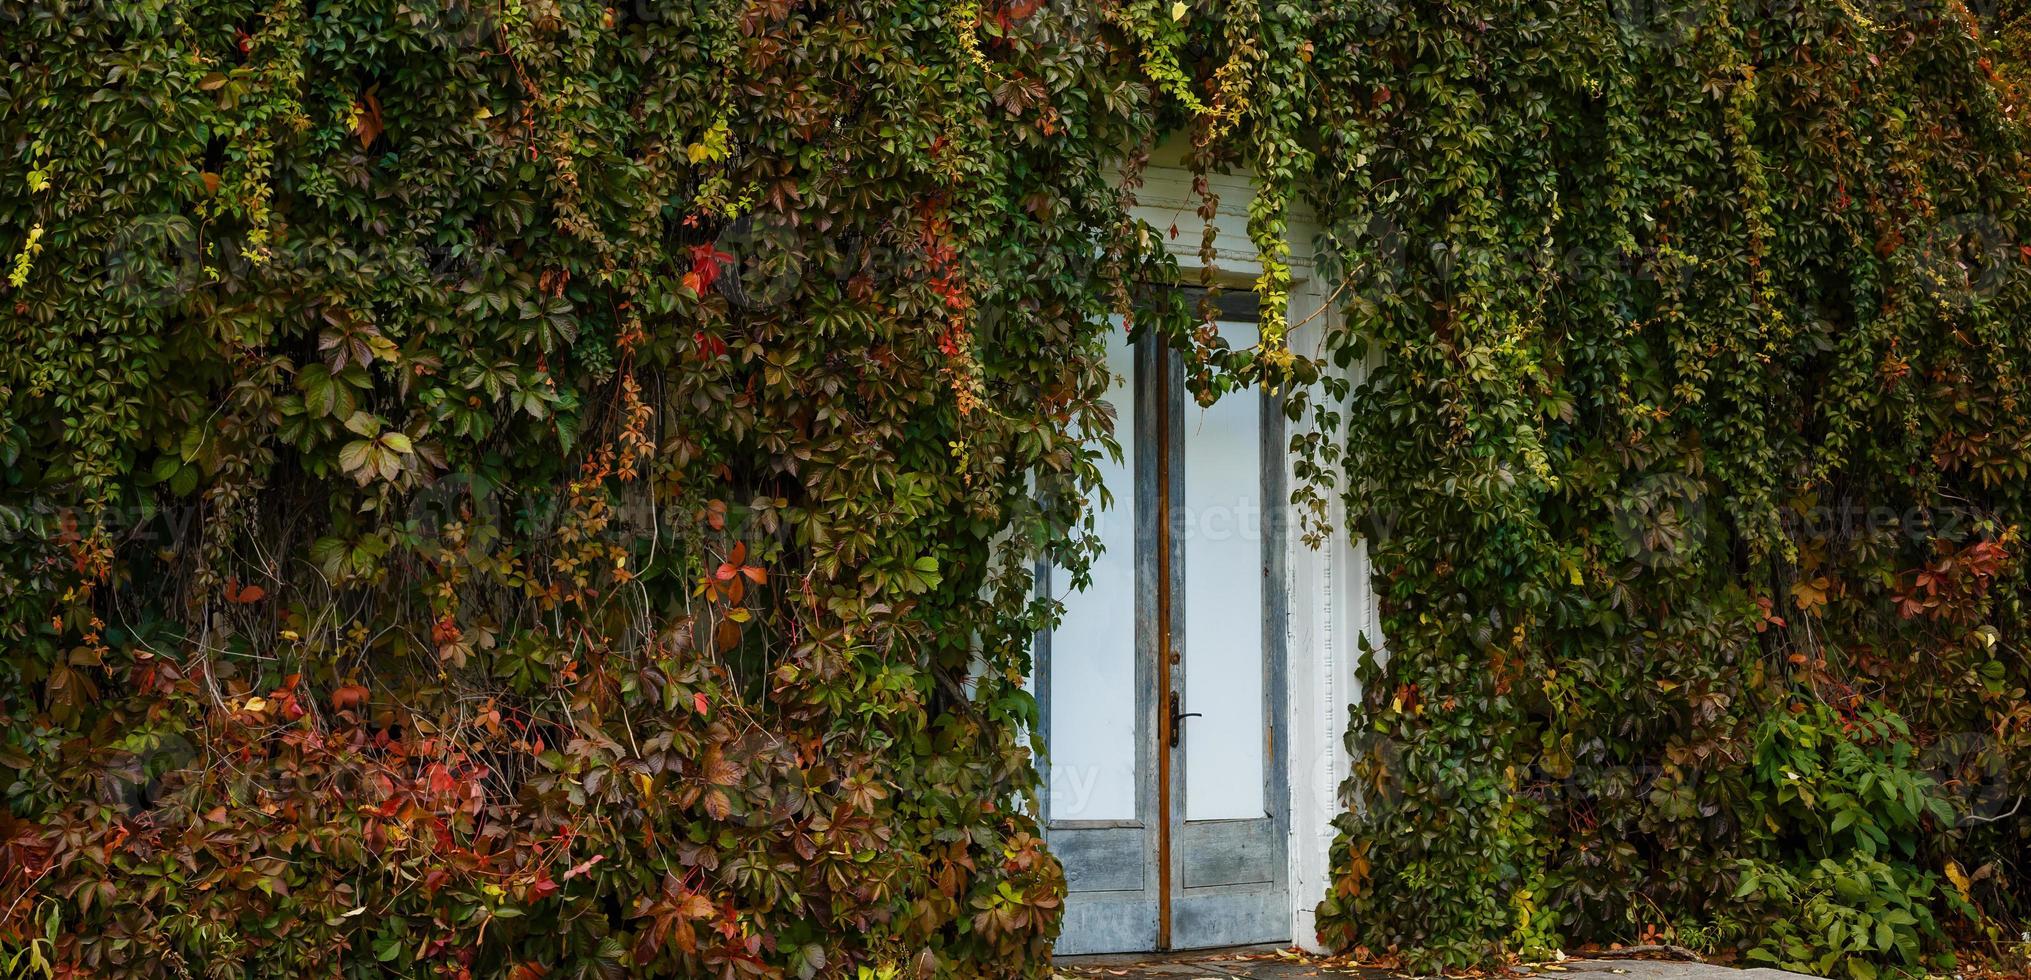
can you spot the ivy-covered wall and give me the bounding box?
[6,1,2031,978]
[1289,3,2031,977]
[0,2,1170,976]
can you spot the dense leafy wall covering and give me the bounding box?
[0,1,1174,975]
[6,1,2031,978]
[1287,3,2031,977]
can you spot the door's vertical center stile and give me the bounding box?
[1153,330,1174,953]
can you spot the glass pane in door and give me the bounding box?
[1049,325,1138,821]
[1181,318,1267,822]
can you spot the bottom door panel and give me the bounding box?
[1054,824,1159,954]
[1171,816,1287,949]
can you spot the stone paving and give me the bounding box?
[1051,948,1819,980]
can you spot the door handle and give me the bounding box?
[1168,692,1203,748]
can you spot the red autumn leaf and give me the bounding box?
[693,692,710,715]
[225,579,266,604]
[687,242,734,291]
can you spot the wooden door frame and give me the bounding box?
[1039,308,1292,953]
[1033,330,1168,955]
[1162,304,1291,950]
[1151,327,1179,949]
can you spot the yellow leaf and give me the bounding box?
[1171,1,1187,19]
[1947,860,1972,903]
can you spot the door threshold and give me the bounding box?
[1053,942,1292,967]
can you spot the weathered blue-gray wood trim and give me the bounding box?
[1048,332,1165,956]
[1132,331,1167,944]
[1263,380,1293,882]
[1059,893,1161,956]
[1161,341,1190,944]
[1179,818,1278,888]
[1162,378,1292,951]
[1170,883,1288,949]
[1034,556,1051,807]
[1054,826,1149,892]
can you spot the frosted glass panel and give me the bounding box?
[1049,326,1137,822]
[1183,320,1267,822]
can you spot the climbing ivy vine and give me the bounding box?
[0,2,1179,976]
[4,1,2031,978]
[1270,3,2031,977]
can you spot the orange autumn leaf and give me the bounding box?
[1791,576,1831,613]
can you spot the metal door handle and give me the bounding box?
[1168,692,1202,748]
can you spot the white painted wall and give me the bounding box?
[1281,294,1382,954]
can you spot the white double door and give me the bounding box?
[1042,307,1289,955]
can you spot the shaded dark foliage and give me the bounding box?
[0,1,1177,976]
